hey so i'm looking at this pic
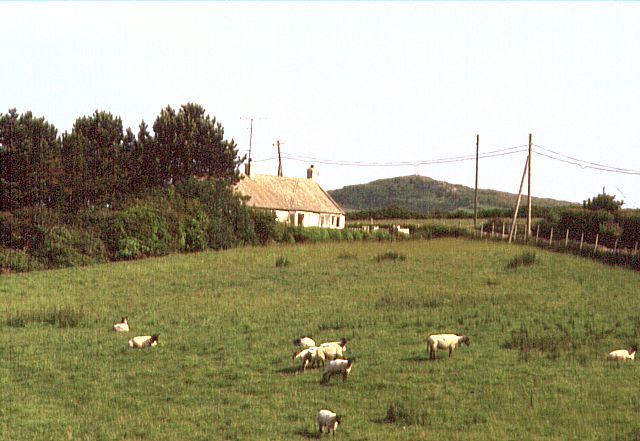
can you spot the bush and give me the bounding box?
[111,205,170,258]
[506,251,536,269]
[185,212,209,252]
[0,247,44,272]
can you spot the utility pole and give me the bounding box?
[526,133,532,240]
[508,154,529,243]
[275,140,283,177]
[474,134,479,228]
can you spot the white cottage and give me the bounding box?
[235,165,346,229]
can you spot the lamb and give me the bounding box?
[128,334,159,349]
[319,338,348,361]
[293,337,316,350]
[293,346,326,371]
[320,338,348,353]
[317,409,342,436]
[427,333,470,360]
[112,317,129,332]
[607,346,637,361]
[321,358,353,384]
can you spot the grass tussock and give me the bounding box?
[275,256,290,268]
[375,251,407,262]
[337,252,358,260]
[506,251,536,269]
[384,402,429,426]
[5,305,84,328]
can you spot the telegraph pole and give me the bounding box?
[526,133,532,239]
[474,134,479,228]
[276,140,283,177]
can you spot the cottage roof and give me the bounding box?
[235,174,345,215]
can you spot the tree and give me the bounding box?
[0,109,60,210]
[583,189,623,213]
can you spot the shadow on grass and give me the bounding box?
[275,366,302,376]
[295,428,320,439]
[402,355,430,363]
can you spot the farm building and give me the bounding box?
[235,164,346,229]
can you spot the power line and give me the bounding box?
[533,146,640,175]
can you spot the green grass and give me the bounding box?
[2,239,640,440]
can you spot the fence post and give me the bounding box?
[614,238,619,254]
[535,225,540,244]
[480,224,484,239]
[594,234,599,253]
[502,223,506,239]
[580,232,584,251]
[514,224,518,242]
[635,241,639,256]
[491,223,495,239]
[549,227,554,245]
[565,229,569,248]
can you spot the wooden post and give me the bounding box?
[502,223,506,239]
[514,224,518,242]
[635,241,639,256]
[580,232,584,251]
[480,224,484,239]
[565,229,569,248]
[527,133,532,239]
[491,223,495,239]
[508,155,529,243]
[474,134,479,228]
[549,227,554,245]
[535,225,540,244]
[614,238,619,253]
[594,234,599,253]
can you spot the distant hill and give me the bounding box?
[327,175,575,213]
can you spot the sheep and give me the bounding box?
[293,336,316,350]
[128,334,159,349]
[112,317,129,332]
[319,338,348,361]
[321,358,353,384]
[317,409,342,436]
[293,346,325,371]
[427,333,470,360]
[607,346,637,361]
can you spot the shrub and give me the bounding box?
[185,212,209,252]
[0,248,44,273]
[36,225,108,268]
[111,204,170,258]
[506,251,536,269]
[375,251,406,262]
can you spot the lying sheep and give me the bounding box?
[293,337,316,350]
[293,346,325,371]
[608,346,637,361]
[128,334,159,349]
[317,409,342,436]
[321,358,353,384]
[427,333,470,360]
[112,317,130,332]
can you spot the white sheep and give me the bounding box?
[128,334,159,349]
[293,346,326,371]
[607,346,637,361]
[293,336,316,350]
[319,338,348,361]
[112,317,129,332]
[320,338,348,353]
[321,358,353,384]
[427,333,470,360]
[317,409,342,436]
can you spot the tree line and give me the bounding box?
[0,103,243,212]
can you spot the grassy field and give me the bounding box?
[2,239,640,440]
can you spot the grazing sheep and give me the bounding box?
[293,346,325,371]
[317,409,342,436]
[112,317,129,332]
[321,358,353,384]
[608,346,637,361]
[321,338,348,353]
[128,334,159,349]
[319,344,343,362]
[427,334,470,360]
[293,337,316,350]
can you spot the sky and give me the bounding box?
[2,2,639,208]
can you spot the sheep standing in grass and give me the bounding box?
[321,359,353,384]
[427,334,470,360]
[321,338,348,354]
[608,346,637,361]
[112,317,129,332]
[293,337,316,350]
[128,334,159,349]
[319,339,348,362]
[293,346,325,371]
[317,409,342,435]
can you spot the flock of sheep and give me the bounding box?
[112,316,636,436]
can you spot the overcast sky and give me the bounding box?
[2,2,639,207]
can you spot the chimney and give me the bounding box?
[307,164,319,180]
[244,159,252,177]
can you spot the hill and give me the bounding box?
[2,240,640,439]
[328,175,574,213]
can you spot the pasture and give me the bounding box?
[2,239,640,440]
